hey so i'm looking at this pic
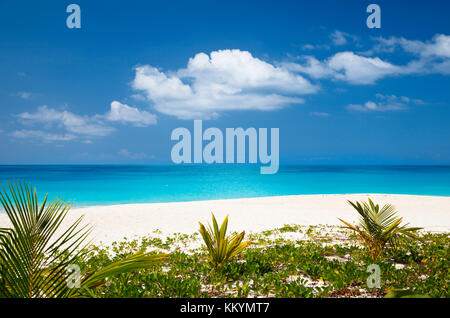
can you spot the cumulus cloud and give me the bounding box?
[328,52,401,84]
[106,101,157,126]
[347,94,424,112]
[282,56,335,79]
[284,52,401,84]
[286,34,450,85]
[14,102,156,143]
[371,34,450,58]
[365,34,450,75]
[132,49,318,119]
[18,106,114,137]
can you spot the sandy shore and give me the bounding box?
[0,194,449,245]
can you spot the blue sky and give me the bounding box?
[0,0,449,165]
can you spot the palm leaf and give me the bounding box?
[0,181,167,298]
[339,198,422,260]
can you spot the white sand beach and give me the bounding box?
[1,194,449,245]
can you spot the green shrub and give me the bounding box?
[199,213,251,269]
[339,198,422,260]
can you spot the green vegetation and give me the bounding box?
[199,213,251,269]
[76,225,448,298]
[0,182,167,298]
[339,198,422,260]
[0,185,447,298]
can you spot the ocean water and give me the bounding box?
[0,165,449,208]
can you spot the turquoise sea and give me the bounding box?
[0,165,449,208]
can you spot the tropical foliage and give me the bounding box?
[0,182,168,298]
[1,184,445,298]
[198,213,251,269]
[339,198,422,260]
[76,225,448,298]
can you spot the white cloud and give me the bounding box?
[300,30,357,51]
[18,106,114,137]
[17,92,31,99]
[286,34,450,85]
[132,49,318,119]
[106,101,157,126]
[282,56,335,79]
[300,43,330,51]
[284,52,400,85]
[330,30,358,46]
[301,44,316,50]
[331,31,348,46]
[371,34,450,59]
[328,52,401,84]
[424,34,450,58]
[11,130,77,142]
[366,34,450,75]
[14,102,156,143]
[347,94,424,112]
[130,94,147,101]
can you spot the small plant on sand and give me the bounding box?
[0,181,168,298]
[339,198,422,260]
[199,213,251,269]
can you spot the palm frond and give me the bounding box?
[339,198,422,260]
[0,181,167,298]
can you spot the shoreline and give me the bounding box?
[0,193,449,245]
[69,192,450,210]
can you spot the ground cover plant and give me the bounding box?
[77,224,449,298]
